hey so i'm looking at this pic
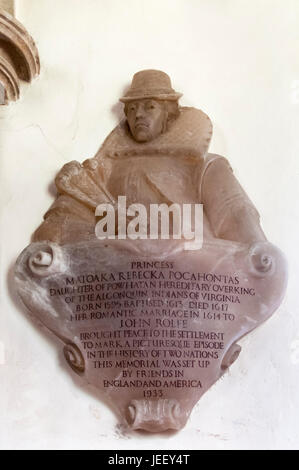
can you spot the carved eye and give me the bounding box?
[128,104,136,112]
[146,102,155,110]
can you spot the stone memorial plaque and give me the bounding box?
[15,238,287,431]
[14,70,287,432]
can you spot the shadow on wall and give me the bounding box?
[111,82,130,122]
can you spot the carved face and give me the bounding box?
[126,99,166,142]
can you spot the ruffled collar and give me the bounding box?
[95,106,212,161]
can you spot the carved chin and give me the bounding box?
[133,129,152,142]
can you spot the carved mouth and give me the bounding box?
[135,122,149,130]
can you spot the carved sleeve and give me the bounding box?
[200,154,266,244]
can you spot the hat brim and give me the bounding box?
[119,92,183,103]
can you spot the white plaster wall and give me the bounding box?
[0,0,298,450]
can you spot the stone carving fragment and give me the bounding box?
[0,3,40,104]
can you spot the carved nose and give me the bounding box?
[126,399,185,432]
[135,104,145,118]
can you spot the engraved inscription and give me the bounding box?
[48,260,256,395]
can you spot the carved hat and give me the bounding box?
[119,69,183,103]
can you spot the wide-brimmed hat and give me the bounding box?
[119,69,183,103]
